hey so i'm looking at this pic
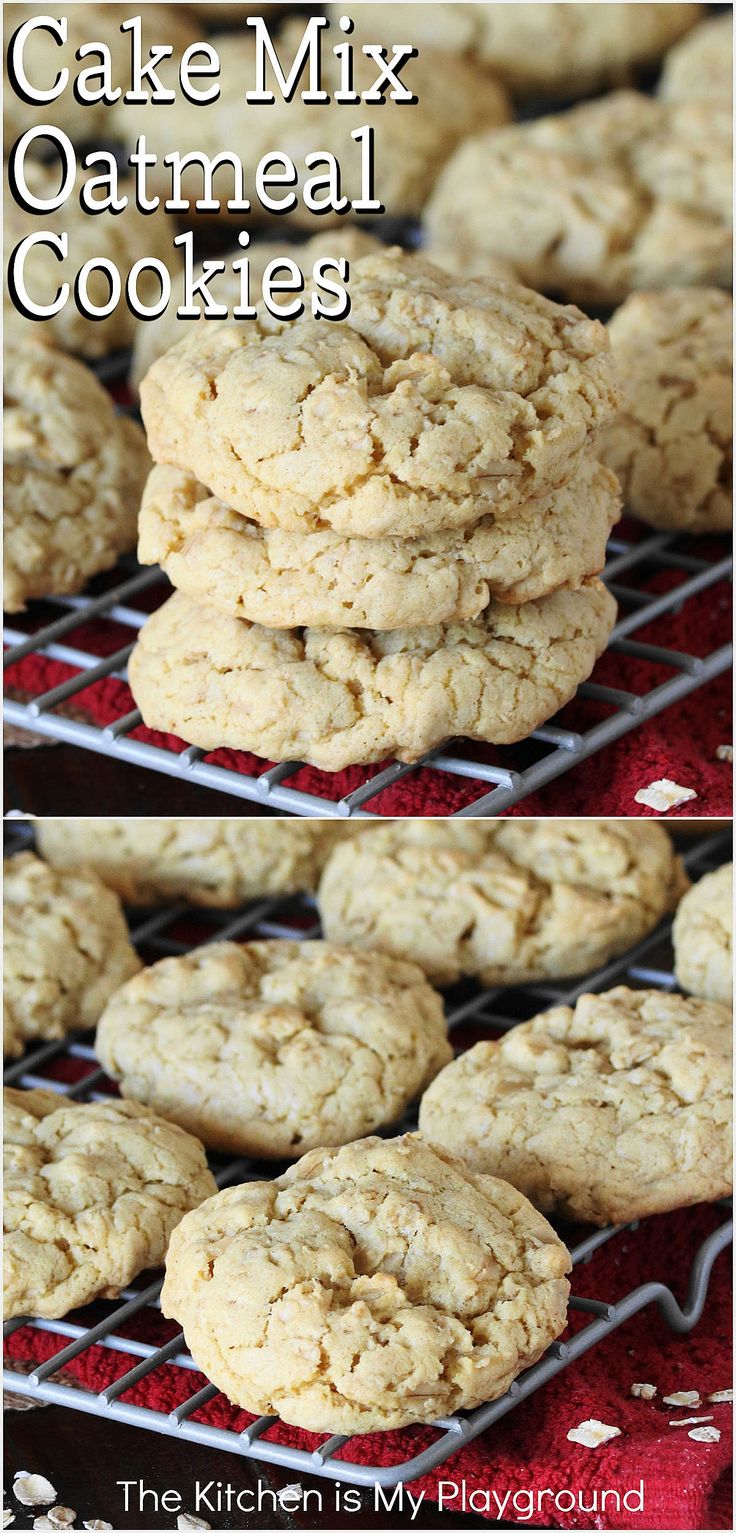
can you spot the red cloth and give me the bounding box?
[5,555,732,817]
[6,1202,731,1529]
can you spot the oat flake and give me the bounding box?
[634,779,697,813]
[688,1426,721,1443]
[663,1390,701,1407]
[13,1475,57,1509]
[567,1418,621,1448]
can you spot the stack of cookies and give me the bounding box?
[130,249,621,771]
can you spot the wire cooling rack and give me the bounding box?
[3,826,732,1488]
[3,530,732,817]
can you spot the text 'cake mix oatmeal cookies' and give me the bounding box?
[96,941,451,1157]
[138,458,621,627]
[127,581,616,771]
[4,165,181,362]
[3,852,140,1059]
[425,91,731,304]
[338,3,703,101]
[419,987,732,1226]
[111,21,509,225]
[4,345,149,613]
[318,821,686,986]
[161,1133,571,1433]
[140,250,619,540]
[35,817,353,906]
[601,288,732,534]
[658,11,733,103]
[131,228,383,394]
[673,864,733,1007]
[4,1088,216,1319]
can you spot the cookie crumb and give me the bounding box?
[669,1415,714,1427]
[715,745,733,763]
[630,1382,657,1399]
[177,1517,211,1531]
[634,779,697,813]
[688,1426,721,1443]
[663,1390,701,1407]
[707,1389,734,1404]
[567,1418,621,1448]
[13,1476,57,1509]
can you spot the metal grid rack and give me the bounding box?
[3,532,732,818]
[3,827,732,1488]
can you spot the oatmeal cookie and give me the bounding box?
[340,4,703,101]
[141,250,618,539]
[425,92,731,304]
[161,1133,571,1433]
[4,4,202,145]
[131,228,382,393]
[4,852,141,1059]
[4,1088,216,1318]
[659,12,732,102]
[111,23,509,225]
[4,345,149,613]
[96,941,451,1156]
[601,288,731,533]
[35,818,353,907]
[419,987,732,1225]
[673,863,733,1007]
[127,580,616,771]
[138,457,621,626]
[318,821,687,986]
[4,164,181,360]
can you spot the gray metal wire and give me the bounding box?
[3,827,732,1488]
[3,529,732,816]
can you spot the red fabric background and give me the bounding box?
[5,1203,731,1530]
[5,563,732,817]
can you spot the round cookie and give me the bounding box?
[138,457,621,626]
[96,940,452,1156]
[659,13,732,103]
[35,817,355,907]
[111,23,509,226]
[4,852,141,1059]
[339,4,703,101]
[4,1088,216,1319]
[4,345,149,613]
[673,863,733,1006]
[318,821,687,986]
[4,3,203,146]
[131,228,382,393]
[127,580,616,772]
[601,288,731,533]
[425,92,731,304]
[140,250,619,540]
[161,1133,571,1433]
[419,987,732,1226]
[5,164,181,360]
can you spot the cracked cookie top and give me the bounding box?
[419,987,733,1225]
[137,457,620,626]
[35,818,355,907]
[96,940,452,1157]
[673,863,733,1007]
[318,820,687,984]
[140,249,618,539]
[4,1088,216,1318]
[161,1132,571,1433]
[659,12,732,103]
[3,852,141,1059]
[601,287,732,533]
[4,344,149,613]
[127,580,616,771]
[426,91,731,304]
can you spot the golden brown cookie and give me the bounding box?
[673,864,733,1006]
[419,987,733,1225]
[4,1087,216,1318]
[161,1133,571,1432]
